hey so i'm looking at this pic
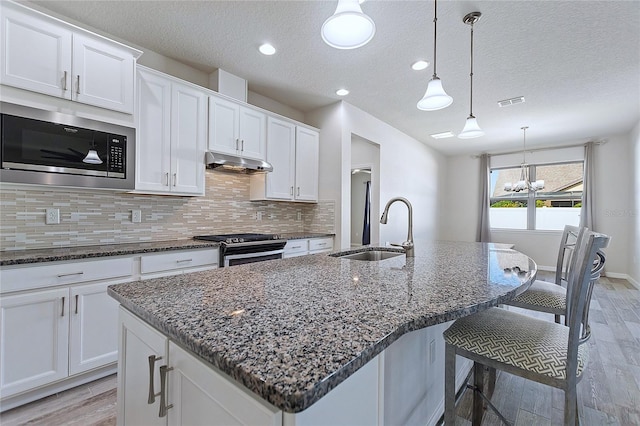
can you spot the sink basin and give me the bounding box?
[332,250,404,261]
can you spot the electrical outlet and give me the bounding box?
[131,209,142,223]
[257,211,263,221]
[429,339,436,364]
[46,208,60,224]
[297,211,302,221]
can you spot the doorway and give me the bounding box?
[350,135,380,248]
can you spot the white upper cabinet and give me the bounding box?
[251,117,319,203]
[208,96,266,161]
[0,2,141,113]
[294,126,320,202]
[136,67,206,196]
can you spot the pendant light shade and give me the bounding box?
[82,149,102,164]
[417,0,452,111]
[417,77,453,111]
[458,115,484,139]
[504,127,545,192]
[458,11,484,139]
[321,0,375,50]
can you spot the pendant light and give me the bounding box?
[321,0,375,50]
[458,12,484,139]
[417,0,452,111]
[504,127,544,192]
[83,138,103,164]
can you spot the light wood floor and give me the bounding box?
[1,273,638,426]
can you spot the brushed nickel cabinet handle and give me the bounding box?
[62,71,68,91]
[235,138,239,151]
[165,173,169,186]
[290,186,294,196]
[297,187,300,196]
[57,272,84,278]
[241,139,244,151]
[61,296,65,317]
[172,173,177,187]
[76,75,80,95]
[147,355,163,404]
[176,258,193,263]
[158,365,174,417]
[74,295,79,314]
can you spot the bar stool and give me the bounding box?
[443,229,610,425]
[507,224,579,323]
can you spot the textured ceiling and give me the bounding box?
[28,0,640,156]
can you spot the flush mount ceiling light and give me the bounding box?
[336,88,350,96]
[504,126,544,192]
[417,0,452,111]
[458,11,484,139]
[258,43,276,55]
[430,131,455,139]
[321,0,376,50]
[82,149,102,164]
[411,60,430,71]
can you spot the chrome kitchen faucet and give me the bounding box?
[380,197,414,257]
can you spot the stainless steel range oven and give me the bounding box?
[193,233,286,267]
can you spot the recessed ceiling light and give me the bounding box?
[258,43,276,55]
[430,131,455,139]
[411,60,430,71]
[336,89,349,96]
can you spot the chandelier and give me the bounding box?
[504,127,544,192]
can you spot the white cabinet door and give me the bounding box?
[72,33,135,113]
[118,308,168,426]
[238,106,266,160]
[69,282,119,376]
[0,288,69,398]
[1,5,72,99]
[170,82,206,195]
[295,127,319,202]
[168,342,280,426]
[136,68,172,192]
[208,96,240,156]
[265,117,296,200]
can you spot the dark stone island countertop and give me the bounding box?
[108,241,536,413]
[0,233,334,266]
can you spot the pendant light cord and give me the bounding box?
[432,0,438,79]
[521,126,528,164]
[469,21,474,117]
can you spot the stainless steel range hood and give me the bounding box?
[205,152,273,173]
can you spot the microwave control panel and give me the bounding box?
[107,135,126,177]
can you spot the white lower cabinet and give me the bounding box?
[0,257,133,410]
[118,307,280,426]
[0,288,70,397]
[284,237,334,258]
[140,248,219,279]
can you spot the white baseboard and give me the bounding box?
[604,272,640,289]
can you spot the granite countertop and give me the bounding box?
[0,233,335,266]
[108,241,536,413]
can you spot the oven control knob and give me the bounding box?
[238,238,244,242]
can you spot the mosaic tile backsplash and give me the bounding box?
[0,172,335,251]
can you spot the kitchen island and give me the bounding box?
[108,242,536,425]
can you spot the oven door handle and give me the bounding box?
[223,240,284,248]
[223,249,284,267]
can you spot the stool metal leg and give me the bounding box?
[444,344,456,425]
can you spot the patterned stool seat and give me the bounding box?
[443,307,588,381]
[508,279,566,314]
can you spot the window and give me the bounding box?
[490,162,583,230]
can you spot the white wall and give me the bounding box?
[307,102,446,250]
[629,120,640,286]
[442,133,634,276]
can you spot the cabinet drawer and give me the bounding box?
[0,257,134,294]
[284,239,308,255]
[309,237,333,252]
[140,249,218,274]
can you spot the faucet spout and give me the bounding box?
[380,197,414,257]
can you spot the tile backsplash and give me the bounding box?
[0,172,335,251]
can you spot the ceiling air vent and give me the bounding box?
[498,96,525,107]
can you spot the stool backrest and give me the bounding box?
[555,224,581,285]
[565,229,610,373]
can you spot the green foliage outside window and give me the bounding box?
[491,200,525,208]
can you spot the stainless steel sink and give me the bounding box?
[333,250,404,261]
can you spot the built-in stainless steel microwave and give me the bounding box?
[0,103,135,190]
